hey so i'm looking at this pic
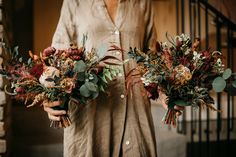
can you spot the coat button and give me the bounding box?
[125,140,130,145]
[114,29,120,35]
[115,51,120,55]
[120,94,125,99]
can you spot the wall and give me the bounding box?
[33,0,63,54]
[153,0,177,41]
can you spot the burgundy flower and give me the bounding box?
[162,49,173,69]
[29,64,44,79]
[178,57,190,67]
[65,47,84,60]
[176,40,183,50]
[71,55,81,60]
[42,47,56,57]
[67,47,83,56]
[15,87,25,94]
[201,50,211,60]
[145,83,159,100]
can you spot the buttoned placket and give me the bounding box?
[99,1,133,154]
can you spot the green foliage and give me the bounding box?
[27,58,32,65]
[212,77,227,93]
[172,100,190,107]
[103,68,112,81]
[212,68,233,93]
[13,46,19,59]
[222,68,232,80]
[77,72,85,82]
[85,81,97,92]
[90,74,98,84]
[73,60,86,72]
[79,84,91,97]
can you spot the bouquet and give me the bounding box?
[128,33,233,126]
[0,43,120,128]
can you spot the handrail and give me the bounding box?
[199,0,236,31]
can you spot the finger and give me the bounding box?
[174,105,185,111]
[158,93,168,110]
[172,120,177,128]
[43,100,62,107]
[175,110,182,117]
[48,113,60,121]
[43,106,66,116]
[161,103,168,110]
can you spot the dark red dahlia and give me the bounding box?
[15,87,25,94]
[29,64,44,79]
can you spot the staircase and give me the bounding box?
[175,0,236,157]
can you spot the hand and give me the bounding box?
[158,91,185,117]
[43,101,67,121]
[174,105,185,117]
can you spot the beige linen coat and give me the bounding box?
[52,0,158,156]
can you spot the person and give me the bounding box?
[43,0,184,157]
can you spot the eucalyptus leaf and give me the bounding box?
[85,82,97,92]
[73,60,86,73]
[91,91,99,99]
[212,77,226,92]
[79,84,91,97]
[222,68,232,80]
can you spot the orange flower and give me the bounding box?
[173,65,192,86]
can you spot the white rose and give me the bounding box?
[39,66,60,88]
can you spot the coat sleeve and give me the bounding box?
[51,0,78,49]
[143,0,157,51]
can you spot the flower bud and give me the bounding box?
[42,47,56,57]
